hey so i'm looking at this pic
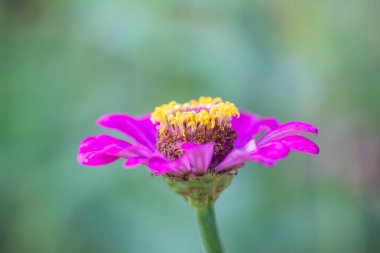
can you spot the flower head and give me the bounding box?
[78,97,319,179]
[152,97,239,171]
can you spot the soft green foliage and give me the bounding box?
[1,0,380,253]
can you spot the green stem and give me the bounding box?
[194,204,224,253]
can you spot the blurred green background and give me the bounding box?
[1,0,380,252]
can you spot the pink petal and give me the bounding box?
[123,156,147,168]
[97,113,157,151]
[258,122,318,146]
[181,142,214,174]
[118,144,152,158]
[147,155,176,175]
[147,143,215,176]
[215,140,257,171]
[232,111,279,148]
[78,135,131,166]
[78,134,152,167]
[251,142,290,166]
[278,135,319,154]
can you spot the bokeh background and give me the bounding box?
[1,0,380,252]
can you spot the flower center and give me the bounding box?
[151,97,239,170]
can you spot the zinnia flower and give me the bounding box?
[78,97,320,253]
[78,97,319,177]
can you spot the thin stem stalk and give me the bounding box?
[194,204,224,253]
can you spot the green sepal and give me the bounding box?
[164,173,234,208]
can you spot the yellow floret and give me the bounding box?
[151,97,240,132]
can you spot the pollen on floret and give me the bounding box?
[151,96,240,132]
[151,97,240,171]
